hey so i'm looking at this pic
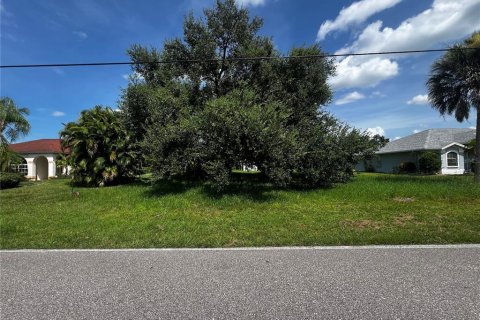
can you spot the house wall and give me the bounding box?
[440,145,465,174]
[376,152,418,173]
[357,152,418,173]
[22,153,58,180]
[358,147,468,175]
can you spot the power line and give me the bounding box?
[1,47,478,69]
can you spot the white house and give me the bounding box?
[9,139,69,180]
[357,128,476,174]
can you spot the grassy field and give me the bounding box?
[1,173,479,249]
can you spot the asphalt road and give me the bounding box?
[1,245,479,319]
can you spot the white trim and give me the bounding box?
[1,244,480,253]
[446,150,459,168]
[442,142,466,149]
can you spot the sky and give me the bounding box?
[1,0,479,142]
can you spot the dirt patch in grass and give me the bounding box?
[340,219,384,230]
[393,197,415,203]
[393,214,424,226]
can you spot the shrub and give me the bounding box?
[60,106,139,187]
[363,160,376,172]
[418,151,441,174]
[0,172,24,189]
[399,162,416,173]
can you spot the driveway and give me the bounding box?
[1,245,479,319]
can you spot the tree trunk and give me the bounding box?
[475,107,480,183]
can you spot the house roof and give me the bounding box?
[377,128,476,154]
[9,139,69,154]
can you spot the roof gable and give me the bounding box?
[378,128,475,154]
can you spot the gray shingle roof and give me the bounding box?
[377,128,476,154]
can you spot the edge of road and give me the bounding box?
[1,244,480,253]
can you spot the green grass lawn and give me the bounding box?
[1,173,479,249]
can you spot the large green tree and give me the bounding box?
[0,97,30,171]
[122,0,372,189]
[60,106,137,186]
[427,32,480,182]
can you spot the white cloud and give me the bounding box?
[413,129,421,133]
[236,0,266,7]
[0,3,12,17]
[73,31,88,39]
[52,111,65,117]
[329,0,480,90]
[317,0,402,41]
[122,72,144,81]
[394,136,402,140]
[335,91,366,105]
[366,126,385,137]
[469,126,475,129]
[407,94,429,105]
[371,91,385,97]
[328,56,398,90]
[53,67,64,75]
[339,0,480,54]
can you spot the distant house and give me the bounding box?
[357,128,476,174]
[9,139,69,180]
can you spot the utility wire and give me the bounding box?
[1,47,478,69]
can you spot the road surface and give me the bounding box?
[1,245,479,319]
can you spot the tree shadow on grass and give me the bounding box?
[201,181,279,202]
[143,179,201,197]
[143,172,331,203]
[143,179,279,203]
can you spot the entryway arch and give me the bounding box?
[35,156,48,180]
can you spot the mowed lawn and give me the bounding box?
[1,173,479,249]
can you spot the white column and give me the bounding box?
[25,157,36,180]
[47,156,56,178]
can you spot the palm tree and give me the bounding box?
[60,106,137,186]
[0,97,30,145]
[427,32,480,182]
[0,97,30,171]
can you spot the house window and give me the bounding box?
[10,163,28,176]
[447,151,458,167]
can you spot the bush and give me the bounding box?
[418,151,441,174]
[363,160,376,172]
[0,172,24,189]
[60,106,139,187]
[399,162,416,173]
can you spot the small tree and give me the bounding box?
[60,106,138,186]
[418,151,441,174]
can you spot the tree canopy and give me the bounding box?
[427,32,480,182]
[120,0,373,190]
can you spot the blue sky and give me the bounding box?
[1,0,479,142]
